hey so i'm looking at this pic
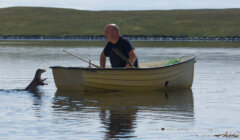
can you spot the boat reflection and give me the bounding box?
[53,89,194,139]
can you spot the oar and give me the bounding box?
[112,48,135,68]
[63,49,100,68]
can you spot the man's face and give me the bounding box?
[104,26,114,42]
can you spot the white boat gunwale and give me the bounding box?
[50,56,195,70]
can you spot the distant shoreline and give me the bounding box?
[1,40,240,47]
[0,36,239,42]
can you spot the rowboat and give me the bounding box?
[50,56,195,91]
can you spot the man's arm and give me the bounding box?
[125,49,137,68]
[100,51,106,68]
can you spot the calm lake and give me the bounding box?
[0,42,240,139]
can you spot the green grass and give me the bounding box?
[1,40,240,47]
[0,7,240,37]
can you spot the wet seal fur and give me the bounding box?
[25,69,47,92]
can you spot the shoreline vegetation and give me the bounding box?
[0,7,240,38]
[0,40,240,47]
[1,7,240,47]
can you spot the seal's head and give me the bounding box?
[34,68,47,84]
[36,69,46,74]
[34,69,46,80]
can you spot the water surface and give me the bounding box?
[0,44,240,139]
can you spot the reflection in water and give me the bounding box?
[99,104,137,139]
[28,89,47,118]
[29,89,44,106]
[53,89,194,139]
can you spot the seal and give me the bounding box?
[25,69,47,91]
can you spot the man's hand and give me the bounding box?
[125,50,137,68]
[125,63,131,68]
[125,60,134,68]
[100,51,106,68]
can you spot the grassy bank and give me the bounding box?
[0,40,240,47]
[0,7,240,37]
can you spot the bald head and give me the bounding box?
[105,24,120,32]
[104,24,120,44]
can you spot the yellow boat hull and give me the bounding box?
[50,56,195,91]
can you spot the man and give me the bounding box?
[100,24,139,68]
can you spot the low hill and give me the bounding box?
[0,7,240,37]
